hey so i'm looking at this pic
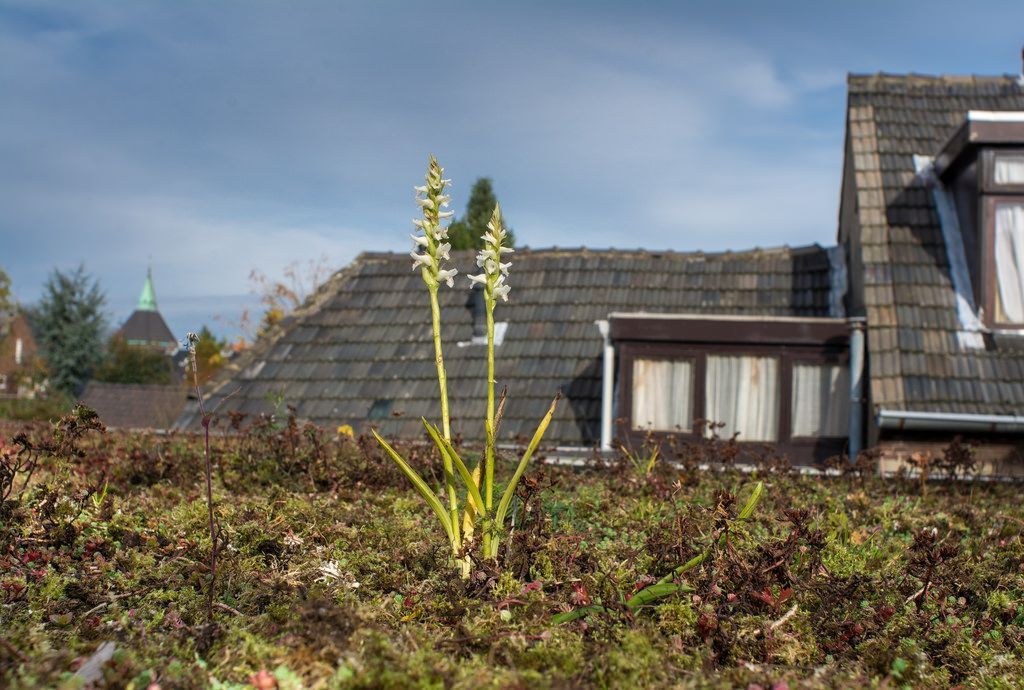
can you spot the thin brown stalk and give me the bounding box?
[188,333,218,625]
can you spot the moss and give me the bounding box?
[591,628,668,687]
[656,601,698,637]
[4,424,1024,688]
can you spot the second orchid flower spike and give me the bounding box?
[468,203,514,302]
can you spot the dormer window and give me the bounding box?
[612,314,851,465]
[935,112,1024,330]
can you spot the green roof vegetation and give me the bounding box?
[2,406,1023,688]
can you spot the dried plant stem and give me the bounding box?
[768,604,799,634]
[189,335,218,624]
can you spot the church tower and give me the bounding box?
[119,268,176,351]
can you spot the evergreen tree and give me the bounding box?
[0,267,12,319]
[447,177,516,251]
[34,266,107,395]
[94,335,173,385]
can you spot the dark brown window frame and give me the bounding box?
[979,148,1024,195]
[981,194,1024,329]
[612,317,850,465]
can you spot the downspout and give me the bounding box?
[595,320,614,451]
[848,317,866,460]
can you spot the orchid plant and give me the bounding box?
[372,156,558,576]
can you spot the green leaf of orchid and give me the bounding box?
[371,429,454,545]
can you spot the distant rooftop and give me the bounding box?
[179,244,841,445]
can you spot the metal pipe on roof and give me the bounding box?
[877,409,1024,433]
[595,320,614,451]
[848,318,866,460]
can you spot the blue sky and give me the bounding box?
[2,1,1022,341]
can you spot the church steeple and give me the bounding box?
[137,268,158,312]
[121,267,175,350]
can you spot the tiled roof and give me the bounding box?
[846,73,1024,415]
[81,382,188,430]
[178,246,837,446]
[120,310,176,348]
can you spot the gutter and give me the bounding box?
[877,409,1024,434]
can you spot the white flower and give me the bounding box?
[470,204,514,304]
[437,267,458,287]
[411,156,457,290]
[410,251,432,270]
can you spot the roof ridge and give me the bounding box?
[848,72,1020,91]
[359,243,828,262]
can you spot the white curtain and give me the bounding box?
[994,203,1024,323]
[994,155,1024,185]
[792,363,850,437]
[632,358,693,432]
[705,355,779,441]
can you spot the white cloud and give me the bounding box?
[1,1,856,338]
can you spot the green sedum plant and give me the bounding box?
[552,481,764,623]
[372,156,558,576]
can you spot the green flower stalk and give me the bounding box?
[409,155,461,552]
[410,156,457,442]
[468,205,513,558]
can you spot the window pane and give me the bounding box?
[792,363,850,437]
[632,358,693,432]
[994,155,1024,185]
[994,202,1024,324]
[705,355,779,441]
